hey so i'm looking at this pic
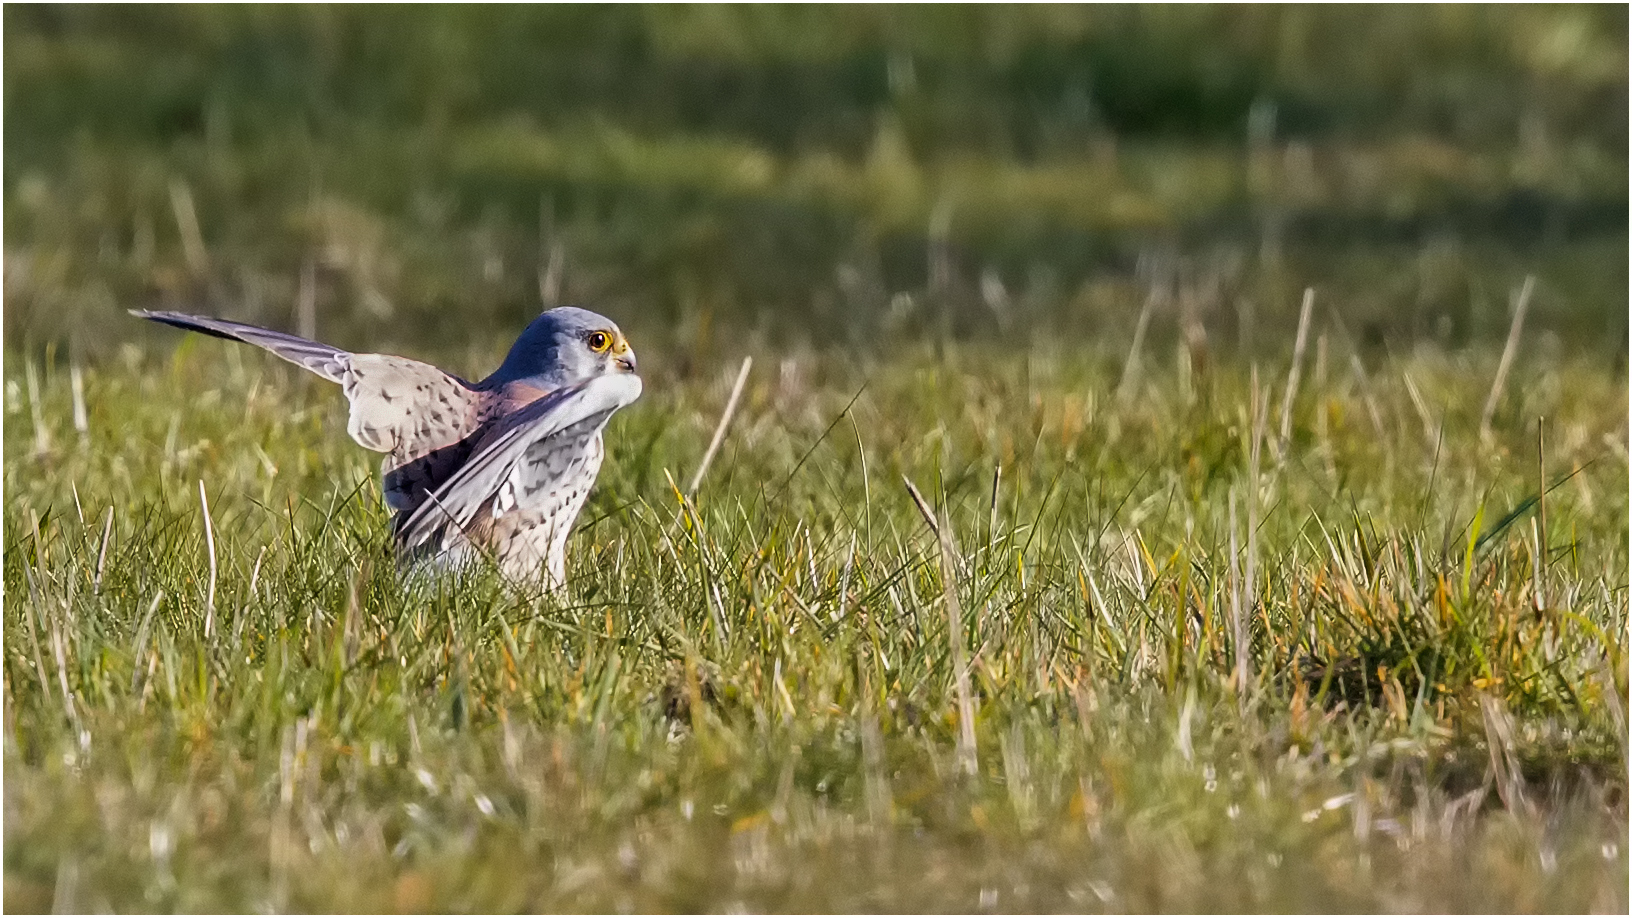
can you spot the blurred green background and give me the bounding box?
[5,4,1627,360]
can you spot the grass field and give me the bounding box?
[4,6,1629,913]
[5,325,1628,910]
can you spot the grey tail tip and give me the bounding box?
[132,309,200,324]
[131,308,181,326]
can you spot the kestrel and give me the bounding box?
[134,306,642,587]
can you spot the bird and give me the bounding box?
[132,306,642,587]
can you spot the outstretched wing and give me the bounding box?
[133,310,350,381]
[338,352,479,456]
[133,310,485,476]
[395,373,642,553]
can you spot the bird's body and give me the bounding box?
[135,306,642,587]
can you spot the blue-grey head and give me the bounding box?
[484,306,638,390]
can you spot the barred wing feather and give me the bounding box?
[132,310,484,495]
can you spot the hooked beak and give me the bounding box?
[615,352,638,374]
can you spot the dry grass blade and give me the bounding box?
[687,356,753,496]
[903,475,978,776]
[21,564,55,707]
[1535,417,1547,612]
[1117,284,1161,401]
[199,479,218,639]
[1276,287,1315,460]
[70,360,88,440]
[538,196,566,310]
[988,462,1002,547]
[1242,366,1264,701]
[26,358,51,458]
[1480,695,1532,818]
[1480,275,1536,442]
[92,507,114,595]
[130,592,164,693]
[169,179,209,276]
[1347,353,1387,442]
[1228,491,1246,703]
[1402,371,1438,450]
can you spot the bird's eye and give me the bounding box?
[587,331,611,352]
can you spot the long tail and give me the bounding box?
[131,310,350,383]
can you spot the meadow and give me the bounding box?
[5,324,1627,910]
[4,5,1628,912]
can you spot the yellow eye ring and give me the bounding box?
[587,331,612,352]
